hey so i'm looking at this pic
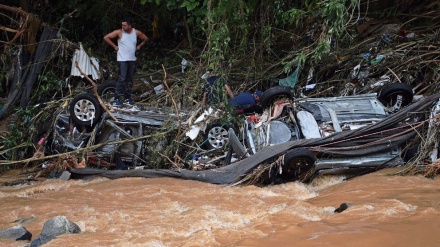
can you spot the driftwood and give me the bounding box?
[0,4,40,54]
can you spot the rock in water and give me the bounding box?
[0,225,32,241]
[30,216,81,247]
[334,203,351,213]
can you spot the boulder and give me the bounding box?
[0,225,32,241]
[58,170,71,180]
[30,216,81,247]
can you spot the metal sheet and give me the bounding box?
[70,43,100,80]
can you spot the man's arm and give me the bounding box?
[201,92,207,106]
[103,30,121,51]
[225,84,234,98]
[136,30,149,50]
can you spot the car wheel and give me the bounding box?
[378,83,414,111]
[97,80,116,103]
[260,86,295,108]
[203,122,235,150]
[70,93,102,127]
[281,147,316,181]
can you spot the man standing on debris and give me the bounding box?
[104,17,149,107]
[201,70,234,106]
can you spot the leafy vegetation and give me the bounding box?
[2,107,37,160]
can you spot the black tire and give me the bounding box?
[377,83,414,111]
[70,93,103,127]
[260,86,295,108]
[97,80,117,103]
[203,122,235,150]
[280,148,316,181]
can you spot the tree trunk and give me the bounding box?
[0,48,30,120]
[0,26,58,120]
[20,27,58,108]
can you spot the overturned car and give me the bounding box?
[233,83,438,182]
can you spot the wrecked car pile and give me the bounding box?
[48,73,440,184]
[67,90,440,185]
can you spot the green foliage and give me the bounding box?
[281,8,307,27]
[140,0,208,34]
[204,24,231,69]
[278,0,360,74]
[140,0,163,6]
[319,0,347,36]
[203,0,254,70]
[312,40,331,62]
[33,72,64,103]
[1,107,37,160]
[180,0,200,11]
[282,53,307,74]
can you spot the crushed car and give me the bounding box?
[226,83,440,183]
[49,89,239,169]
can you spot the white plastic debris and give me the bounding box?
[185,107,216,140]
[201,70,211,79]
[350,64,361,79]
[154,84,164,94]
[181,58,187,73]
[185,125,202,140]
[305,84,316,90]
[370,75,391,89]
[194,107,214,124]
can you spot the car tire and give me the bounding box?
[281,147,316,181]
[70,93,103,127]
[377,83,414,111]
[203,122,235,150]
[260,86,295,108]
[97,80,117,103]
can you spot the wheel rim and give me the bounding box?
[73,98,96,122]
[385,92,406,111]
[284,158,313,178]
[207,126,229,149]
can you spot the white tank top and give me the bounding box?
[117,28,137,61]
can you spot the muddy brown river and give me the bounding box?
[1,168,439,247]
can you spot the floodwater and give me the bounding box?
[1,168,440,247]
